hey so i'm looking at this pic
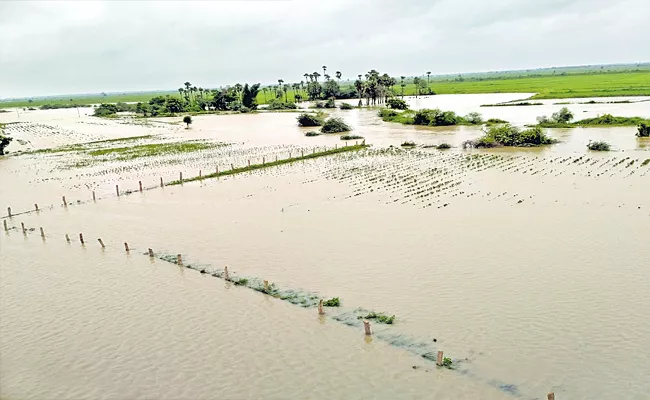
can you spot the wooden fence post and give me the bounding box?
[124,242,130,252]
[98,238,105,248]
[35,203,39,211]
[148,248,154,257]
[116,185,120,197]
[139,181,143,192]
[92,191,96,201]
[40,227,45,238]
[436,351,444,366]
[7,207,11,217]
[62,196,67,206]
[79,233,85,244]
[363,320,372,335]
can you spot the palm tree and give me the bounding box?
[413,77,421,98]
[300,81,305,97]
[322,65,327,77]
[282,84,289,102]
[262,87,267,103]
[278,79,284,86]
[400,76,406,98]
[312,72,321,82]
[178,88,184,100]
[198,87,204,100]
[324,74,330,81]
[336,71,342,81]
[304,73,310,83]
[426,71,431,85]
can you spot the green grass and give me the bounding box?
[168,144,368,185]
[22,135,158,155]
[538,115,650,128]
[322,297,340,307]
[88,141,220,161]
[357,312,396,324]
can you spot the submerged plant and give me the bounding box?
[358,312,396,324]
[339,102,354,110]
[587,141,611,151]
[323,297,340,307]
[442,357,453,368]
[637,122,650,137]
[340,134,363,140]
[305,131,321,137]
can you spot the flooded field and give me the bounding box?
[2,94,650,399]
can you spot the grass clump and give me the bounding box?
[358,312,396,324]
[641,159,650,166]
[305,131,321,137]
[339,102,354,110]
[321,117,352,133]
[297,112,325,127]
[436,143,452,149]
[88,141,221,161]
[233,278,249,286]
[587,141,611,151]
[340,134,363,140]
[401,141,417,147]
[323,297,340,307]
[442,357,453,368]
[467,125,557,148]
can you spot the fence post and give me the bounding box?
[363,320,372,335]
[148,248,154,257]
[124,242,130,252]
[180,172,183,183]
[224,266,229,281]
[436,351,444,366]
[318,299,324,315]
[92,191,96,201]
[160,177,164,188]
[116,185,120,197]
[62,196,67,207]
[21,222,26,235]
[35,203,39,211]
[547,393,555,400]
[98,238,105,248]
[177,254,183,266]
[3,220,7,232]
[139,181,143,192]
[40,227,45,238]
[79,233,85,244]
[7,207,11,217]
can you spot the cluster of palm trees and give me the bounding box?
[178,82,207,104]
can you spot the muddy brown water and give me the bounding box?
[2,95,650,399]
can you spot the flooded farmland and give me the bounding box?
[2,94,650,399]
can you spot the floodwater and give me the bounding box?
[2,94,650,399]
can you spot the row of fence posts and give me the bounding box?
[2,222,557,399]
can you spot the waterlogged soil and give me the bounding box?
[2,96,650,399]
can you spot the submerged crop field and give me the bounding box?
[2,97,650,400]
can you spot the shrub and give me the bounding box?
[340,135,363,140]
[0,134,13,155]
[313,101,325,109]
[386,97,408,110]
[470,124,557,148]
[321,117,352,133]
[297,113,325,127]
[305,131,321,137]
[324,98,336,108]
[575,114,648,126]
[486,118,509,125]
[401,141,416,147]
[238,106,252,114]
[183,115,192,128]
[551,107,574,123]
[339,102,353,110]
[587,141,611,151]
[436,143,451,149]
[464,112,483,125]
[378,108,399,118]
[93,103,118,117]
[267,99,297,110]
[413,108,459,126]
[637,122,650,137]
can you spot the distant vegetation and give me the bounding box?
[481,101,543,107]
[40,103,91,110]
[486,118,510,125]
[464,125,557,148]
[321,117,352,133]
[386,97,409,110]
[2,64,649,110]
[340,134,363,140]
[536,107,650,128]
[380,108,483,127]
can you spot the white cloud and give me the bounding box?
[0,0,648,98]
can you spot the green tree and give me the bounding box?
[400,76,406,97]
[135,102,150,116]
[551,107,574,123]
[335,71,342,81]
[183,115,192,128]
[323,79,340,99]
[312,71,321,82]
[242,83,261,109]
[0,129,13,155]
[164,97,185,114]
[413,77,421,98]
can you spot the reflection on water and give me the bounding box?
[1,95,650,399]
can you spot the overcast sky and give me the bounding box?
[1,0,648,98]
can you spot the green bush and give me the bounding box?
[324,98,336,108]
[486,118,509,125]
[464,112,483,125]
[305,131,321,137]
[183,115,192,127]
[339,102,353,110]
[575,114,647,126]
[323,297,340,307]
[401,141,416,147]
[413,108,459,126]
[297,113,325,127]
[386,97,409,110]
[378,108,399,118]
[93,103,119,117]
[471,125,557,148]
[321,117,352,133]
[436,143,451,149]
[267,99,297,110]
[587,141,611,151]
[637,122,650,137]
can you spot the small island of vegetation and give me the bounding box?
[463,124,557,148]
